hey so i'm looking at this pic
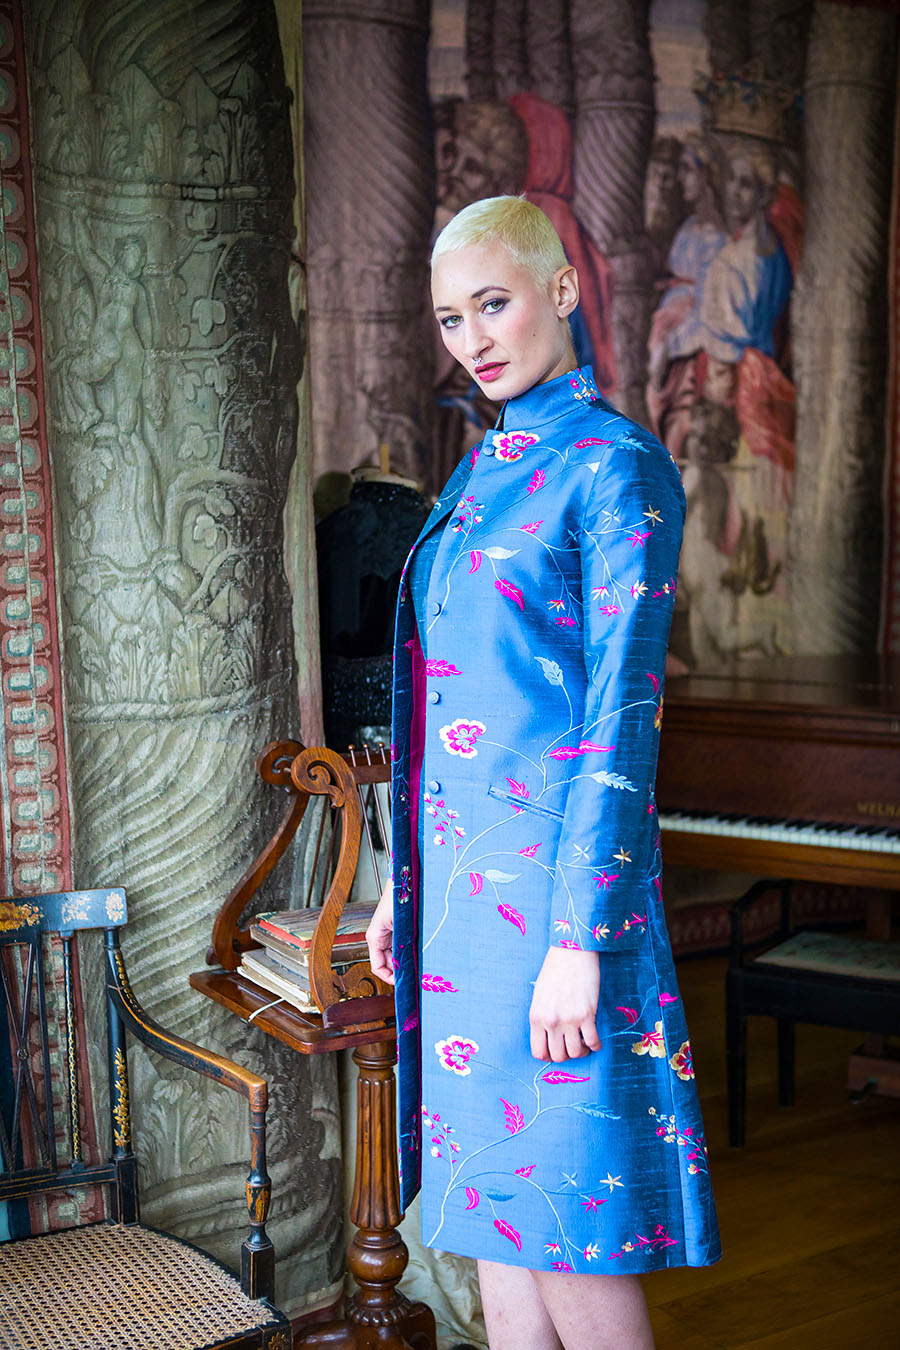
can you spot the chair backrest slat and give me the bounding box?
[61,935,82,1167]
[0,889,129,1209]
[1,940,55,1176]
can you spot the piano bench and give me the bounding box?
[726,880,900,1146]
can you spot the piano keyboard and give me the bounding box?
[658,811,900,855]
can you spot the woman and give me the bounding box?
[647,134,727,459]
[367,196,720,1350]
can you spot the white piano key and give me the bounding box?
[657,812,900,855]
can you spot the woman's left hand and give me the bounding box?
[529,947,602,1062]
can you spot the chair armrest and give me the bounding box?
[105,934,267,1113]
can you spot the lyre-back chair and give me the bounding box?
[208,739,395,1027]
[0,888,289,1350]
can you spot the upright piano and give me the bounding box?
[656,656,900,893]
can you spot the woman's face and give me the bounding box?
[431,239,578,402]
[678,151,704,205]
[725,156,764,229]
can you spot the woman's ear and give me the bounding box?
[553,264,580,319]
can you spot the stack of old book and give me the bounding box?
[239,902,377,1013]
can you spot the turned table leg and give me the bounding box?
[297,1039,436,1350]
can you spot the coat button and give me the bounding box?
[430,601,442,616]
[482,443,495,456]
[428,780,441,793]
[427,690,440,704]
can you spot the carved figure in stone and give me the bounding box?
[68,213,152,439]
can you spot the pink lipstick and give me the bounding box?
[475,362,507,383]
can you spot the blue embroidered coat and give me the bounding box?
[390,367,720,1272]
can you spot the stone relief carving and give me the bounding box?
[34,45,297,711]
[29,0,343,1309]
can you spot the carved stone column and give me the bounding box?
[303,0,434,483]
[28,0,343,1311]
[570,0,655,422]
[788,2,898,653]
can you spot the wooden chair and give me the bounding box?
[0,887,289,1350]
[191,740,436,1350]
[726,879,900,1146]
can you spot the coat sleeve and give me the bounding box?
[548,440,685,952]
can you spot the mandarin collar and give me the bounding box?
[498,365,605,433]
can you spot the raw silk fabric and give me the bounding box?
[390,366,721,1274]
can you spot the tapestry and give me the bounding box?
[884,77,900,654]
[426,0,898,671]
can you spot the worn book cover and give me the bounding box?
[245,940,365,988]
[255,901,377,951]
[240,951,318,1010]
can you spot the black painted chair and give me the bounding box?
[0,888,289,1350]
[726,879,900,1146]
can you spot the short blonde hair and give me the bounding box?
[431,195,568,288]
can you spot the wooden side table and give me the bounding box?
[191,741,435,1350]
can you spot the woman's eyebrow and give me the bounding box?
[434,285,512,313]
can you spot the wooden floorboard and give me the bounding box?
[646,954,900,1348]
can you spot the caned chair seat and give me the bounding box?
[0,1223,288,1350]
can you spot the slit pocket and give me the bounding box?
[487,786,565,820]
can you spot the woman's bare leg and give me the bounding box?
[477,1260,563,1350]
[532,1267,654,1350]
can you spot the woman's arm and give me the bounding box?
[529,435,685,1060]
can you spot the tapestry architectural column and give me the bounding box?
[525,0,573,114]
[28,0,343,1312]
[788,2,898,652]
[570,0,655,423]
[492,0,529,99]
[466,0,497,101]
[303,0,434,482]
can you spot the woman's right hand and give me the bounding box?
[366,878,395,984]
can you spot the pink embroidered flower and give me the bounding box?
[492,430,540,462]
[631,1021,666,1058]
[669,1040,694,1081]
[435,1035,480,1076]
[593,871,619,891]
[439,718,486,758]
